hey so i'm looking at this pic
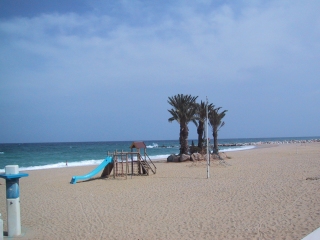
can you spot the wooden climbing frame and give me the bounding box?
[104,141,156,179]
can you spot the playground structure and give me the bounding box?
[71,141,156,184]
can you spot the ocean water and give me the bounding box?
[0,137,318,172]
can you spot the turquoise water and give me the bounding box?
[0,137,319,172]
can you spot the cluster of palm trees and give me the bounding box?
[168,94,227,155]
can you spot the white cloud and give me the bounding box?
[1,1,319,86]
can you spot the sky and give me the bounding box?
[0,0,320,143]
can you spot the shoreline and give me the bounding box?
[1,142,320,239]
[1,138,319,173]
[218,138,320,147]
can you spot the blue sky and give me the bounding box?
[1,0,319,143]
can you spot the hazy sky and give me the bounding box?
[1,0,319,143]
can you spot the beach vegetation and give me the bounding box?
[167,94,228,156]
[195,101,214,153]
[189,140,200,154]
[208,107,227,153]
[168,94,198,155]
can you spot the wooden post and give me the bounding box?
[114,150,117,179]
[121,153,123,177]
[125,153,128,180]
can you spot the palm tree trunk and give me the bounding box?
[197,121,204,150]
[180,122,189,155]
[213,129,218,153]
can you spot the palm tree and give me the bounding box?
[168,94,198,155]
[195,101,214,152]
[208,107,227,153]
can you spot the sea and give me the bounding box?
[0,136,319,172]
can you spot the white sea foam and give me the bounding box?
[146,145,155,148]
[151,154,175,160]
[146,143,159,148]
[0,146,253,173]
[0,159,105,173]
[222,146,256,152]
[0,156,168,173]
[146,143,177,149]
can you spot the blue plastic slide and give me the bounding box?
[70,156,113,184]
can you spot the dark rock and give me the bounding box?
[180,154,190,162]
[191,153,204,161]
[167,154,180,162]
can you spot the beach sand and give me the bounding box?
[1,143,320,239]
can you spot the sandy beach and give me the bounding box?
[1,142,320,239]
